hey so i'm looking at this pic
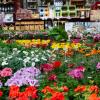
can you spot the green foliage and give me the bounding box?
[47,26,68,41]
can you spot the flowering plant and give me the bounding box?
[5,67,41,87]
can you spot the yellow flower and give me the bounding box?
[51,43,60,49]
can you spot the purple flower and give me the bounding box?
[5,67,41,87]
[96,62,100,69]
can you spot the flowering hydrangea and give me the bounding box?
[5,67,41,87]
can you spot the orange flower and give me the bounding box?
[78,49,85,53]
[51,92,65,100]
[65,51,74,57]
[97,50,100,54]
[88,93,99,100]
[42,86,55,95]
[85,53,91,57]
[74,85,86,92]
[90,49,97,55]
[89,86,99,93]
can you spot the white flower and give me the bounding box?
[46,50,51,53]
[35,58,40,62]
[17,50,21,54]
[18,58,22,61]
[13,48,18,51]
[31,62,35,67]
[23,51,28,56]
[1,61,8,66]
[8,56,13,59]
[88,77,92,79]
[23,57,30,63]
[36,55,39,58]
[2,53,5,55]
[31,51,34,54]
[39,53,42,55]
[31,54,34,57]
[41,57,47,61]
[4,58,8,61]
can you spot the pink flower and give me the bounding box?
[96,62,100,69]
[67,66,85,79]
[68,69,84,79]
[41,63,54,72]
[72,39,80,43]
[48,74,57,81]
[0,68,12,77]
[76,66,85,72]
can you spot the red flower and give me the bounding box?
[51,92,65,100]
[25,86,37,97]
[25,86,38,98]
[61,86,69,92]
[53,82,57,87]
[52,61,61,68]
[0,90,3,97]
[74,85,86,92]
[48,74,57,81]
[9,85,20,98]
[16,97,29,100]
[41,63,54,72]
[18,92,27,98]
[32,90,38,99]
[89,85,99,93]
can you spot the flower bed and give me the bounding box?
[0,35,100,99]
